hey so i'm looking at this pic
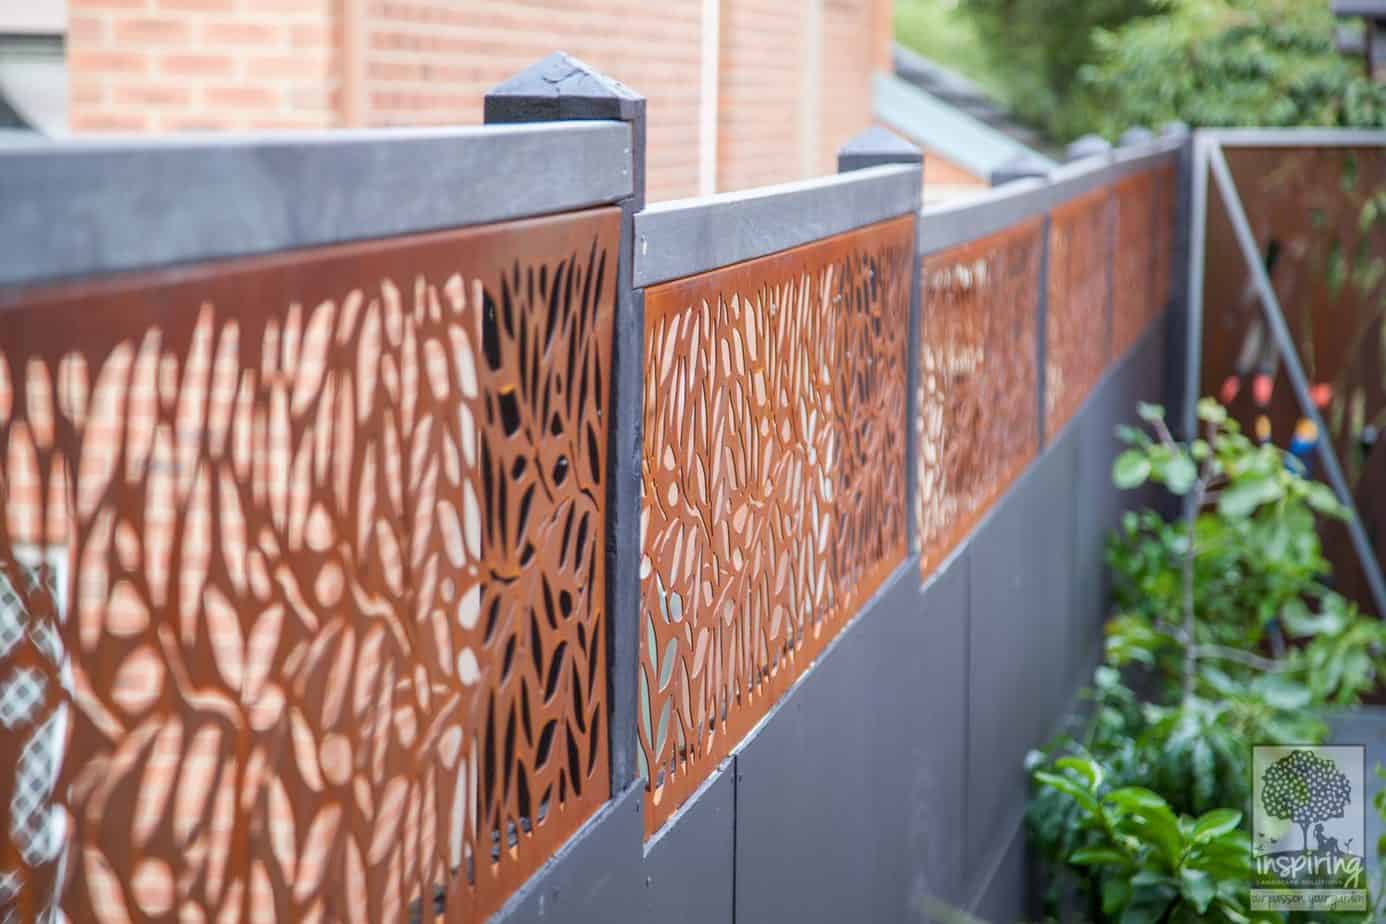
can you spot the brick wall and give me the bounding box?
[67,0,893,199]
[925,150,986,188]
[68,0,339,133]
[362,0,703,202]
[716,0,806,193]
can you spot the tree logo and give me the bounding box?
[1252,746,1365,913]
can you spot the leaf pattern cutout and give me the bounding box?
[0,209,618,923]
[638,217,913,836]
[1111,170,1166,361]
[918,220,1043,577]
[1046,186,1117,442]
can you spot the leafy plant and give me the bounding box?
[1080,0,1386,138]
[1034,756,1254,922]
[1028,398,1386,922]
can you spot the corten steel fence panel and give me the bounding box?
[917,219,1044,578]
[1153,161,1179,318]
[1111,171,1160,360]
[638,216,914,836]
[0,210,618,922]
[1046,187,1116,443]
[1197,143,1386,614]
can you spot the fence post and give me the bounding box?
[485,53,648,796]
[1066,134,1113,163]
[838,126,924,554]
[989,152,1051,188]
[1119,126,1155,148]
[1161,121,1194,436]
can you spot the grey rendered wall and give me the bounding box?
[490,313,1171,924]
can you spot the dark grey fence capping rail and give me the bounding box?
[1202,128,1386,147]
[0,120,633,291]
[632,163,922,288]
[919,176,1049,255]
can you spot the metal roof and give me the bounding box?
[872,71,1056,183]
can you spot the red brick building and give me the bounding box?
[1,0,893,201]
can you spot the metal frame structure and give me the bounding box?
[1183,128,1386,618]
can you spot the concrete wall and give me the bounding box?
[487,309,1172,924]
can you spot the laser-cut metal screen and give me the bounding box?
[1046,187,1116,443]
[0,209,618,922]
[638,217,913,836]
[918,220,1044,577]
[1112,171,1162,360]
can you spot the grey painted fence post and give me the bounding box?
[485,52,647,796]
[1161,121,1194,437]
[1119,126,1155,148]
[989,152,1052,188]
[987,154,1052,449]
[838,127,925,553]
[1066,134,1114,163]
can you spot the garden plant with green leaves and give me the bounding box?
[1026,398,1386,922]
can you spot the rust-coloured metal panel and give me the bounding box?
[1111,171,1160,360]
[639,216,913,837]
[1200,147,1386,613]
[918,219,1043,578]
[0,208,618,922]
[1046,187,1115,442]
[1152,162,1178,323]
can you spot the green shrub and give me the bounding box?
[1026,398,1386,921]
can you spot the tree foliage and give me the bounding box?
[960,0,1158,139]
[1079,0,1386,137]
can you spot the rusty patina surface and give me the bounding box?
[638,216,913,837]
[0,208,618,922]
[1046,187,1115,442]
[918,219,1044,578]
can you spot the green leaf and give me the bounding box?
[1102,876,1132,915]
[1253,675,1312,710]
[1191,809,1241,844]
[1137,402,1165,423]
[1055,756,1104,789]
[1304,481,1345,517]
[1034,770,1100,816]
[1196,398,1227,425]
[1163,454,1196,495]
[1217,475,1282,518]
[1179,868,1216,913]
[1070,846,1129,867]
[1114,451,1152,489]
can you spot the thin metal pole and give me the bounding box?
[1182,136,1209,440]
[1207,143,1386,618]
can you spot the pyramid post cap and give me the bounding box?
[1065,134,1114,163]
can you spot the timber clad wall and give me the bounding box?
[65,0,893,200]
[0,53,1186,924]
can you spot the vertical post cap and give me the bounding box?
[1065,134,1114,163]
[837,125,924,173]
[484,52,644,124]
[989,152,1052,187]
